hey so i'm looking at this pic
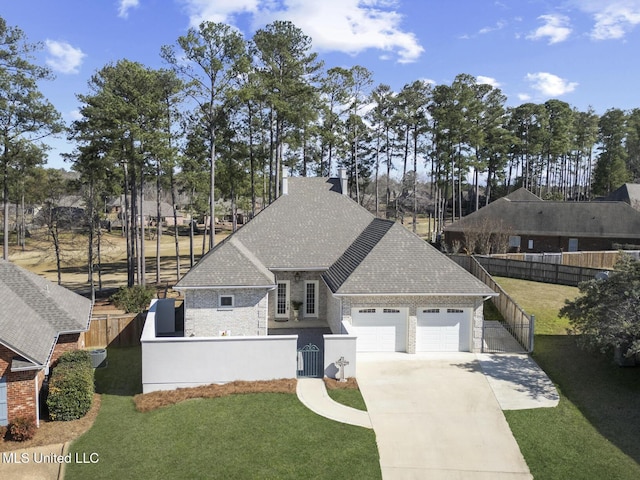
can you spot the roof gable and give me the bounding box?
[505,188,543,202]
[176,237,275,288]
[228,177,374,269]
[0,261,92,366]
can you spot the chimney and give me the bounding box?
[282,170,288,195]
[338,168,347,195]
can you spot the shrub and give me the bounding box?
[9,417,36,441]
[56,349,92,366]
[47,353,94,421]
[0,425,7,440]
[110,285,155,313]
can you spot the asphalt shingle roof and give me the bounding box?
[445,197,640,239]
[327,222,495,295]
[178,176,493,298]
[0,261,92,367]
[176,237,275,288]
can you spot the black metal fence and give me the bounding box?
[451,255,534,352]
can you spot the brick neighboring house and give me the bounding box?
[444,187,640,253]
[0,261,92,427]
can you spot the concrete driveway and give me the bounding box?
[357,353,533,480]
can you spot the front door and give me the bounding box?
[276,280,290,319]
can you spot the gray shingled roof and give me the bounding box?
[505,187,542,202]
[179,176,493,297]
[230,177,374,269]
[323,218,394,293]
[604,183,640,209]
[326,222,495,295]
[445,197,640,238]
[176,237,275,288]
[0,261,92,368]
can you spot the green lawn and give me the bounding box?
[66,347,381,480]
[495,277,640,480]
[325,388,368,411]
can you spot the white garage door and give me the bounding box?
[351,307,408,352]
[416,308,471,352]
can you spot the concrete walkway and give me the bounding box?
[0,443,66,480]
[476,353,559,410]
[357,353,533,480]
[296,378,373,429]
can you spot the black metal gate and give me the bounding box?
[297,343,322,378]
[482,320,532,353]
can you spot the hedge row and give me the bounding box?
[46,350,94,421]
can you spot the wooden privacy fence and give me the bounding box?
[473,255,607,287]
[84,313,145,348]
[491,250,640,269]
[452,255,534,352]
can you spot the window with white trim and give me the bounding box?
[422,308,440,313]
[358,308,376,313]
[447,308,464,313]
[383,308,400,313]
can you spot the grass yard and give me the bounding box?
[494,277,640,480]
[65,347,381,480]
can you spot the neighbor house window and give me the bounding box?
[509,236,521,248]
[528,240,534,249]
[219,295,234,307]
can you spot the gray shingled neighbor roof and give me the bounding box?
[0,261,92,368]
[445,197,640,238]
[177,176,494,297]
[603,183,640,209]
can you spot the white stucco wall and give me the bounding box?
[183,288,268,337]
[142,301,297,393]
[323,321,357,378]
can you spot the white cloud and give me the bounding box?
[527,14,572,44]
[525,72,578,97]
[518,93,532,102]
[477,76,501,88]
[45,40,86,74]
[181,0,424,63]
[181,0,258,25]
[118,0,140,18]
[479,20,507,35]
[590,2,640,40]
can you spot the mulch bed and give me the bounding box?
[133,379,298,413]
[0,394,101,452]
[323,377,359,390]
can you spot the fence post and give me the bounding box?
[528,315,535,353]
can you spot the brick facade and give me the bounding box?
[184,288,269,337]
[0,333,82,427]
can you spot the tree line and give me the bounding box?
[2,16,640,290]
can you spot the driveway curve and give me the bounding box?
[356,352,533,480]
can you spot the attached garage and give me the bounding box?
[416,308,472,352]
[351,307,408,352]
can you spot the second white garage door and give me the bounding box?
[351,307,407,352]
[416,308,471,352]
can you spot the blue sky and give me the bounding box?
[3,0,640,170]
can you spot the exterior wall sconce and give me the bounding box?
[294,272,301,282]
